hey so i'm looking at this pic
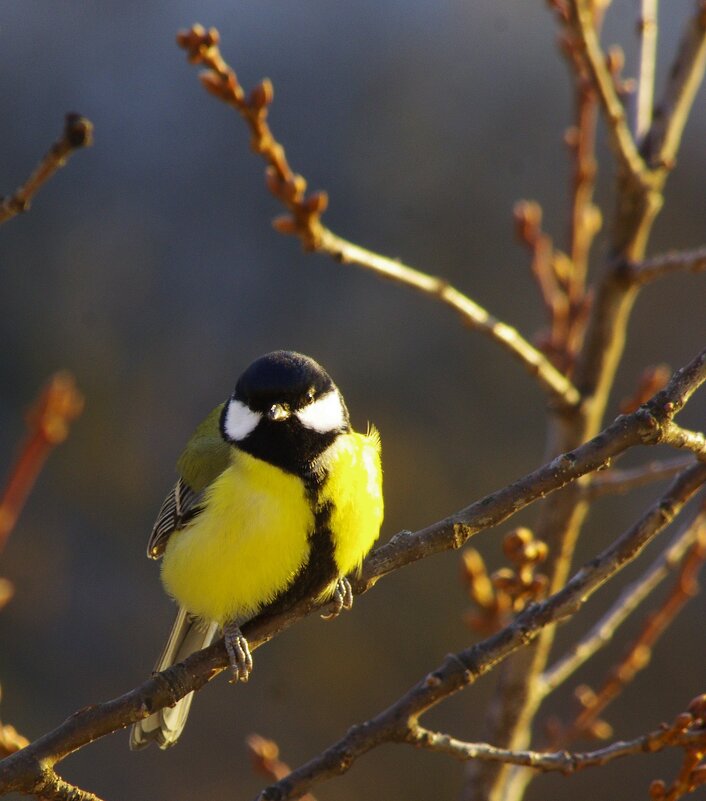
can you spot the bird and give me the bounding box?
[130,350,383,749]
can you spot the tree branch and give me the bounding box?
[314,229,581,409]
[635,0,659,142]
[567,0,647,182]
[33,771,106,801]
[559,518,706,742]
[626,245,706,285]
[406,719,706,774]
[0,347,703,796]
[256,462,706,801]
[175,24,581,411]
[582,455,695,499]
[656,421,706,460]
[642,1,706,169]
[539,502,706,697]
[0,114,93,226]
[364,345,705,586]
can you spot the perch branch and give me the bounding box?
[0,114,93,226]
[175,24,581,411]
[1,347,703,797]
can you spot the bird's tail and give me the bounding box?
[129,607,218,750]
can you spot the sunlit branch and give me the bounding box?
[175,24,581,411]
[635,0,659,141]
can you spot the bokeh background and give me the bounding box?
[1,2,705,799]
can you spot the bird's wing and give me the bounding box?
[146,478,204,559]
[146,403,230,560]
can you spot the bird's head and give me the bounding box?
[220,351,350,473]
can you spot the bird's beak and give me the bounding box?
[267,403,290,422]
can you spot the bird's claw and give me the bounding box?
[224,624,253,683]
[321,576,354,620]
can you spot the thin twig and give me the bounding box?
[539,503,706,696]
[635,0,659,142]
[0,114,93,226]
[568,0,647,182]
[642,2,706,169]
[0,373,84,555]
[626,245,706,285]
[551,0,605,366]
[176,24,581,411]
[582,455,694,499]
[406,719,706,774]
[561,519,706,742]
[316,229,581,408]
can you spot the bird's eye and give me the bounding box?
[305,387,316,403]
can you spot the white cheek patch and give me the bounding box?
[295,390,346,433]
[223,399,261,441]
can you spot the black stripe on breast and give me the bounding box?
[255,465,338,620]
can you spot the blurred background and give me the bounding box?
[1,2,705,799]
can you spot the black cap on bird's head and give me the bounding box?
[235,351,335,414]
[220,351,350,473]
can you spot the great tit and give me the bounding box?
[130,350,383,749]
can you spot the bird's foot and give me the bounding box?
[223,623,253,684]
[320,576,354,620]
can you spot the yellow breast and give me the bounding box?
[160,428,383,626]
[319,428,384,579]
[161,450,314,625]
